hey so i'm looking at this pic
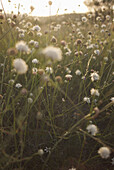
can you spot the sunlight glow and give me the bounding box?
[0,0,88,16]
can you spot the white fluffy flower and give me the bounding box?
[65,74,72,81]
[15,41,30,53]
[13,58,28,74]
[83,97,90,104]
[110,97,114,103]
[32,25,41,32]
[42,46,62,61]
[8,79,15,85]
[90,88,100,96]
[82,16,87,22]
[38,149,44,156]
[15,83,22,88]
[98,147,111,159]
[86,124,98,136]
[75,69,81,76]
[28,97,33,104]
[32,58,39,64]
[90,72,100,82]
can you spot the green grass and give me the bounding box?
[0,9,114,170]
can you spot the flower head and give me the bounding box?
[42,46,62,61]
[75,69,81,76]
[15,41,30,53]
[90,88,100,96]
[90,72,100,81]
[98,147,111,159]
[13,58,28,74]
[86,124,98,136]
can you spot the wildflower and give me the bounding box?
[55,76,62,83]
[82,16,87,22]
[13,58,28,74]
[38,149,44,156]
[75,51,83,56]
[32,25,41,32]
[37,112,43,120]
[104,57,108,62]
[37,32,42,37]
[7,47,18,56]
[69,168,76,170]
[90,88,100,96]
[51,36,57,43]
[15,41,30,53]
[111,157,114,165]
[30,6,34,12]
[66,67,71,74]
[8,79,15,85]
[32,67,38,75]
[65,74,72,81]
[90,72,100,81]
[48,1,52,5]
[61,40,66,46]
[86,124,98,136]
[110,97,114,103]
[34,41,39,48]
[20,88,28,95]
[38,69,45,75]
[28,97,33,104]
[106,15,110,21]
[44,147,51,153]
[45,67,53,74]
[83,97,90,104]
[15,83,22,88]
[98,147,111,159]
[94,50,100,55]
[75,70,81,76]
[30,93,33,97]
[29,40,34,45]
[32,58,39,64]
[76,39,82,45]
[19,33,25,38]
[42,46,62,61]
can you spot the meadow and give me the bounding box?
[0,6,114,170]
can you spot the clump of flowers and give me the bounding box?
[13,58,28,74]
[42,46,62,61]
[86,124,98,136]
[98,147,111,159]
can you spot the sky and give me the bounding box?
[0,0,88,16]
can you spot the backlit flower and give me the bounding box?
[42,46,62,61]
[86,124,98,136]
[13,58,28,74]
[98,147,111,159]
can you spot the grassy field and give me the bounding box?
[0,9,114,170]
